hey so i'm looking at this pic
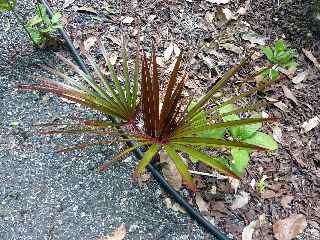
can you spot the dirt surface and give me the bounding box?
[1,0,320,239]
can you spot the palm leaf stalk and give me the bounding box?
[19,42,277,191]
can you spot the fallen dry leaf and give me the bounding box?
[173,44,181,56]
[237,0,251,15]
[301,116,320,132]
[63,0,75,8]
[109,52,118,65]
[220,42,243,54]
[98,224,126,240]
[273,214,307,240]
[261,189,276,199]
[222,8,236,21]
[205,11,215,23]
[163,43,174,62]
[292,71,309,84]
[73,6,97,14]
[229,177,240,193]
[83,36,97,51]
[122,16,134,24]
[231,191,250,210]
[206,0,230,4]
[242,31,266,46]
[280,195,294,209]
[302,49,320,70]
[273,101,289,112]
[250,178,256,189]
[195,193,209,214]
[164,197,186,213]
[160,151,182,191]
[282,85,298,105]
[105,34,121,46]
[237,7,247,15]
[272,125,282,144]
[242,220,257,240]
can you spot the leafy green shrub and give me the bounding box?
[19,41,283,191]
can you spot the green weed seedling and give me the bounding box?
[26,4,63,46]
[261,40,297,81]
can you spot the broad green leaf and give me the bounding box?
[0,0,16,11]
[244,132,278,151]
[201,129,225,139]
[134,144,160,175]
[25,26,44,45]
[218,104,241,137]
[231,114,262,140]
[218,105,262,140]
[36,4,50,26]
[174,144,239,179]
[26,15,42,26]
[269,69,280,80]
[187,101,225,139]
[164,145,196,191]
[188,101,207,125]
[51,12,62,25]
[274,40,286,53]
[261,47,274,62]
[218,104,240,122]
[230,148,250,176]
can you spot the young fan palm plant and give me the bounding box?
[19,41,277,191]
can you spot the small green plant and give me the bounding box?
[186,103,277,176]
[261,40,297,80]
[218,104,277,176]
[257,175,267,193]
[0,1,62,46]
[19,40,283,191]
[25,3,63,46]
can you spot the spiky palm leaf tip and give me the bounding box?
[20,39,140,123]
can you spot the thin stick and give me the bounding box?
[189,170,228,179]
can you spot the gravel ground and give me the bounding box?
[0,2,209,240]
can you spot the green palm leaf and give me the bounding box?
[164,145,196,191]
[134,144,161,177]
[173,144,239,179]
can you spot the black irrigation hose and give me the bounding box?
[38,1,231,239]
